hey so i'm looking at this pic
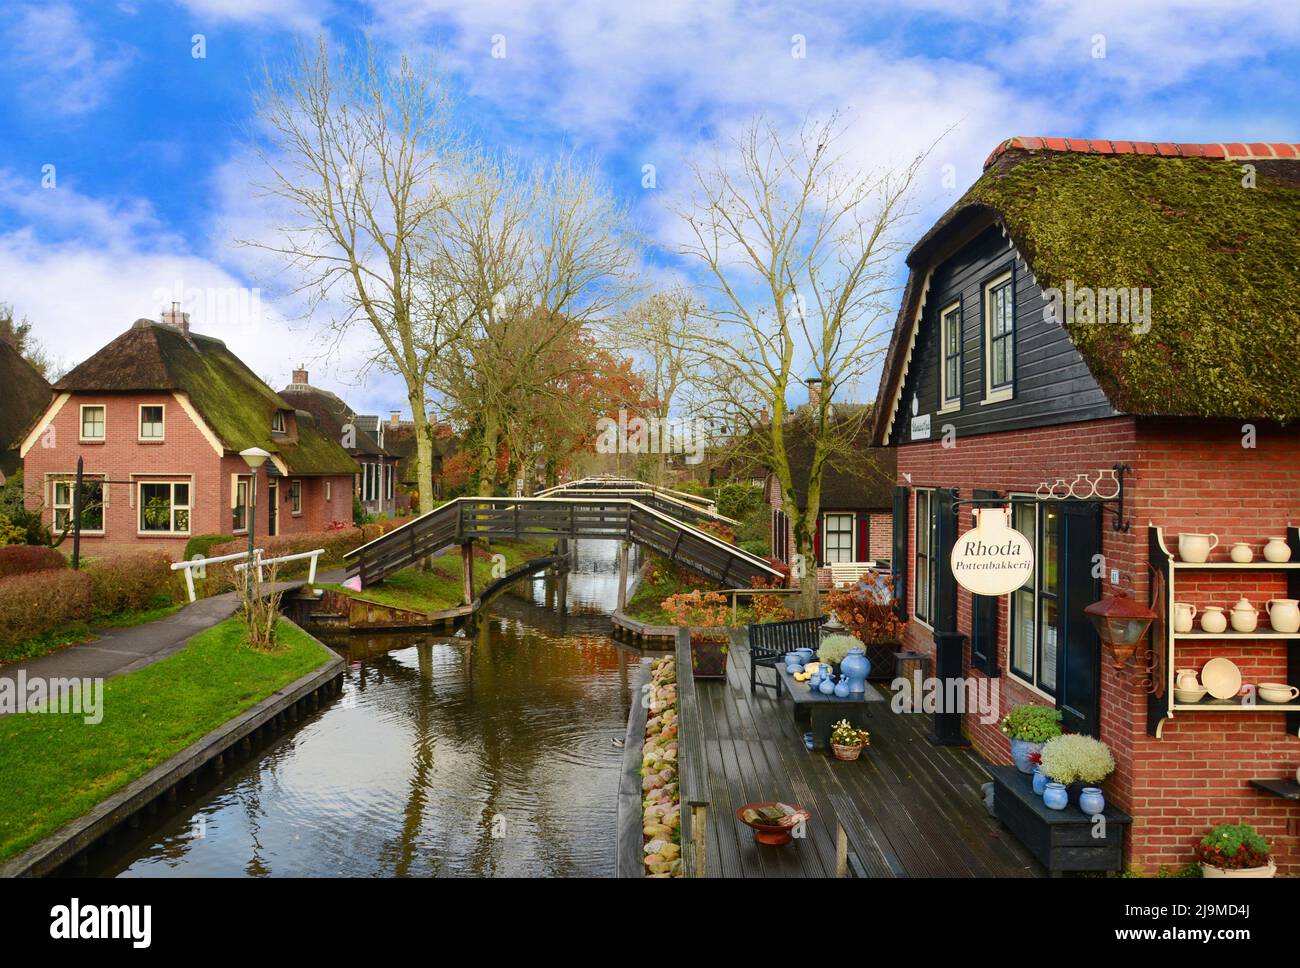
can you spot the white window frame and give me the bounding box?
[231,473,252,534]
[138,403,165,442]
[137,479,192,536]
[325,480,332,502]
[52,475,106,534]
[386,462,394,501]
[982,271,1015,404]
[938,300,962,412]
[822,512,856,564]
[913,488,936,628]
[79,404,106,443]
[290,479,302,515]
[272,410,286,433]
[1006,495,1057,702]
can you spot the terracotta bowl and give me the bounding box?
[735,801,810,846]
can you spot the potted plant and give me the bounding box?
[1196,823,1276,878]
[998,704,1064,773]
[663,590,740,679]
[829,719,870,762]
[1038,734,1115,809]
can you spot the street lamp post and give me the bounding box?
[239,448,271,594]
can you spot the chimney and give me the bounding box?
[758,409,770,426]
[806,377,824,410]
[292,365,309,386]
[390,410,401,426]
[160,301,190,335]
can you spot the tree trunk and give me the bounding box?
[477,408,500,497]
[409,390,435,515]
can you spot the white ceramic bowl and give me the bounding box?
[1174,686,1208,704]
[1258,682,1299,704]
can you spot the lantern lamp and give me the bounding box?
[1085,590,1156,668]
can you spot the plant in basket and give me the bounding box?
[1195,823,1275,878]
[829,719,870,761]
[662,590,741,679]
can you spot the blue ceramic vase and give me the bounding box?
[1032,767,1049,796]
[794,648,815,666]
[1078,787,1106,816]
[840,647,870,694]
[833,676,851,699]
[1043,782,1068,811]
[1009,738,1045,774]
[818,676,837,695]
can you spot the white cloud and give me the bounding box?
[5,3,135,116]
[174,0,333,33]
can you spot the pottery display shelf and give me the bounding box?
[1147,525,1300,738]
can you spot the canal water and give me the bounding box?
[83,541,643,877]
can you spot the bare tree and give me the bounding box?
[247,38,464,516]
[676,114,927,614]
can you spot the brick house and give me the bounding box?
[768,382,896,586]
[20,311,357,556]
[0,337,51,484]
[872,138,1300,873]
[279,368,399,518]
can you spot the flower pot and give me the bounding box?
[1031,767,1048,796]
[832,742,864,762]
[1043,782,1068,811]
[689,632,729,679]
[1078,787,1106,816]
[1009,738,1045,774]
[1199,860,1276,878]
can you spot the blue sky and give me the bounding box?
[2,0,1297,416]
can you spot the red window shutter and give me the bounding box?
[813,514,821,565]
[858,515,869,562]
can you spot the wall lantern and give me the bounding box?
[1084,590,1156,668]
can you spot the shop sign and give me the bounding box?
[910,413,931,440]
[950,506,1034,596]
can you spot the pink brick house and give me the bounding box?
[20,310,358,556]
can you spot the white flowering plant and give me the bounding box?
[1038,734,1115,785]
[829,719,870,748]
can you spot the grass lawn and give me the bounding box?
[0,602,186,667]
[320,538,556,613]
[0,616,333,863]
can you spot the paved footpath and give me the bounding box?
[0,569,347,715]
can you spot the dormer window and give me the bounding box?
[272,411,287,433]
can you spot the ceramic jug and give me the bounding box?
[1230,597,1259,633]
[1175,668,1200,691]
[1172,602,1197,634]
[1265,599,1300,634]
[1177,532,1218,563]
[1229,542,1254,563]
[1263,537,1292,563]
[818,676,837,695]
[1200,606,1227,634]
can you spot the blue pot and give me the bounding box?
[1078,787,1106,816]
[785,663,802,676]
[794,648,815,665]
[840,647,871,694]
[1031,767,1048,796]
[1043,782,1068,811]
[833,676,851,699]
[1009,738,1045,774]
[818,676,837,695]
[784,652,803,668]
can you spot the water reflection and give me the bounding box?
[86,540,642,878]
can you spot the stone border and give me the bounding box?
[616,658,651,878]
[0,623,344,878]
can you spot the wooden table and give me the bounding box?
[776,667,883,749]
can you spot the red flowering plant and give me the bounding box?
[748,574,793,623]
[1195,823,1271,871]
[823,570,906,644]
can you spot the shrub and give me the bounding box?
[998,704,1063,743]
[0,570,94,656]
[817,633,862,666]
[1038,734,1115,785]
[661,590,740,629]
[1196,823,1270,870]
[84,551,176,616]
[235,560,285,651]
[0,544,67,579]
[715,482,762,521]
[184,533,235,562]
[825,571,904,644]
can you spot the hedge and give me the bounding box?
[0,545,67,580]
[84,552,177,615]
[0,570,94,657]
[183,533,235,562]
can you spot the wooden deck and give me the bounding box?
[681,637,1043,877]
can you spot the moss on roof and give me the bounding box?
[961,150,1300,422]
[0,340,51,476]
[56,322,358,476]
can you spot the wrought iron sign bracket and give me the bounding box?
[946,463,1132,532]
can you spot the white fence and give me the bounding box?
[170,547,325,602]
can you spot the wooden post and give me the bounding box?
[835,823,848,877]
[462,541,474,605]
[71,456,83,570]
[617,541,629,611]
[691,805,707,877]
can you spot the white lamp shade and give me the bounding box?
[240,447,272,469]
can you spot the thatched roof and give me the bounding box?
[56,320,357,476]
[279,381,387,457]
[0,339,51,478]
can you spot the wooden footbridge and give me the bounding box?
[534,477,735,529]
[343,491,781,597]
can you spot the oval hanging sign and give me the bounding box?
[950,506,1034,596]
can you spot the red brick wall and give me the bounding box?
[896,415,1300,875]
[23,392,353,557]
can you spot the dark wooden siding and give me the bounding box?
[888,225,1116,445]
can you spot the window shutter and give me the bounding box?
[891,486,909,620]
[813,513,821,566]
[936,488,959,633]
[969,489,1000,676]
[857,515,869,563]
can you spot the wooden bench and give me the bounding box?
[829,562,876,588]
[746,616,825,695]
[991,766,1130,876]
[675,629,710,877]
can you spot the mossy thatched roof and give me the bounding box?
[279,382,387,457]
[0,339,52,477]
[55,321,358,476]
[874,142,1300,439]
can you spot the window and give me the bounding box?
[939,302,962,409]
[53,477,105,533]
[984,272,1014,401]
[823,513,855,564]
[290,480,302,514]
[232,475,251,532]
[272,411,286,433]
[386,463,394,501]
[1009,500,1038,686]
[139,481,190,534]
[325,480,332,502]
[138,404,164,441]
[1008,499,1059,695]
[914,490,938,625]
[80,405,106,441]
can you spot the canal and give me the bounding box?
[84,541,642,877]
